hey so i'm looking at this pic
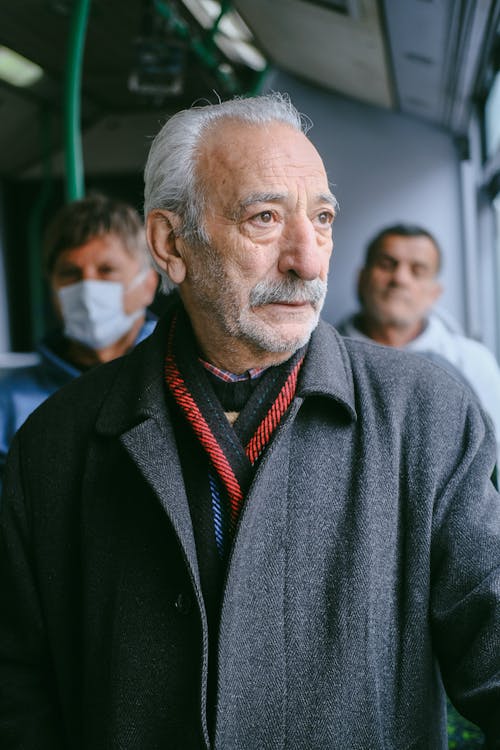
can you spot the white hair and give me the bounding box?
[144,92,308,247]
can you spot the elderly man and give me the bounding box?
[337,223,500,458]
[0,95,499,750]
[0,193,158,482]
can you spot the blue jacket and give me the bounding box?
[0,318,157,484]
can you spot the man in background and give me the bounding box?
[337,222,500,456]
[0,193,158,481]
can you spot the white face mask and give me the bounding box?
[57,271,147,350]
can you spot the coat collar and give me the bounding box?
[298,320,357,421]
[95,311,357,437]
[95,313,172,437]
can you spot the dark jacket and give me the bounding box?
[1,313,499,750]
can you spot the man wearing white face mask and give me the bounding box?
[57,266,151,352]
[0,193,158,484]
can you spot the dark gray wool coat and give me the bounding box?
[1,312,499,750]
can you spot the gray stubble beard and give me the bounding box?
[187,241,328,356]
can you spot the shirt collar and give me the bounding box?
[198,357,267,383]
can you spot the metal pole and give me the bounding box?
[64,0,91,202]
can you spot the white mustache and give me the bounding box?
[249,278,327,308]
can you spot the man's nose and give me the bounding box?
[278,215,323,280]
[391,263,412,285]
[81,268,99,281]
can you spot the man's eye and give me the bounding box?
[55,267,80,282]
[256,210,273,223]
[317,211,333,225]
[412,266,430,278]
[377,259,396,270]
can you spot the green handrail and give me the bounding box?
[153,0,269,96]
[153,0,239,94]
[64,0,91,202]
[208,0,232,41]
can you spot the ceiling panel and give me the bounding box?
[0,0,499,177]
[233,0,393,108]
[382,0,452,122]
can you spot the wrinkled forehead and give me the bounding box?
[53,234,142,270]
[197,120,330,206]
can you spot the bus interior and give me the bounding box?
[1,0,500,361]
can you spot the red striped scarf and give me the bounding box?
[164,312,305,537]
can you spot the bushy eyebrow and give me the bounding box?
[232,190,338,220]
[237,192,287,212]
[318,192,339,213]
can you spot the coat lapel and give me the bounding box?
[94,315,201,590]
[298,320,357,418]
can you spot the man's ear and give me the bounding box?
[146,209,187,285]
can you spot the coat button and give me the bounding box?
[174,592,192,615]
